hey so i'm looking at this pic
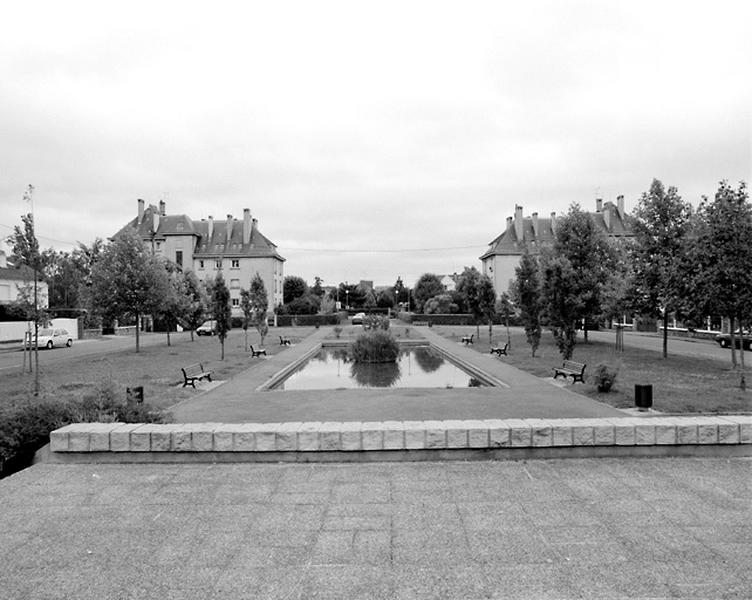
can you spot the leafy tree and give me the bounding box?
[413,273,444,313]
[456,267,482,336]
[392,277,410,305]
[280,294,320,315]
[689,180,752,382]
[311,276,325,297]
[512,253,542,357]
[179,270,207,341]
[376,289,395,309]
[424,293,457,314]
[363,288,377,308]
[337,282,366,309]
[496,291,515,350]
[249,273,269,346]
[540,251,580,359]
[89,229,170,352]
[630,179,693,358]
[157,262,191,347]
[211,272,232,360]
[240,288,253,352]
[283,275,308,304]
[477,276,497,343]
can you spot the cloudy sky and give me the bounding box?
[1,1,750,288]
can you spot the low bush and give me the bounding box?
[349,330,400,363]
[591,363,619,392]
[363,314,390,331]
[0,382,170,479]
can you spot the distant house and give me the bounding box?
[439,274,458,292]
[0,250,49,308]
[112,199,285,315]
[480,197,633,297]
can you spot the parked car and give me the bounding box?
[714,330,752,350]
[28,328,73,349]
[196,320,217,336]
[351,312,366,325]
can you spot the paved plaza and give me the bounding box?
[2,457,750,599]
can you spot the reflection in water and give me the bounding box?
[350,361,402,388]
[413,347,444,373]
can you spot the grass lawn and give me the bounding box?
[430,324,752,414]
[1,327,318,414]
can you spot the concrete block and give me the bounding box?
[49,429,70,452]
[298,422,322,451]
[212,425,241,452]
[403,421,426,450]
[424,420,447,449]
[654,422,677,445]
[234,424,260,451]
[551,419,574,446]
[697,420,718,444]
[633,420,656,445]
[466,420,489,448]
[361,422,384,450]
[147,425,172,452]
[571,419,595,446]
[111,424,140,452]
[319,422,341,451]
[191,424,216,451]
[129,425,151,452]
[733,415,752,443]
[382,421,405,450]
[276,422,301,451]
[609,419,635,446]
[445,420,469,448]
[674,418,699,445]
[507,419,532,447]
[484,420,511,447]
[524,419,552,447]
[708,417,740,444]
[68,430,90,452]
[340,422,362,451]
[593,420,615,446]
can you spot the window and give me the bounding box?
[230,279,240,289]
[231,259,240,268]
[199,260,204,269]
[156,241,162,250]
[231,298,239,307]
[175,251,183,267]
[215,260,222,269]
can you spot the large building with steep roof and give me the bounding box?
[113,199,285,314]
[480,197,633,297]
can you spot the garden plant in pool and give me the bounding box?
[275,329,487,390]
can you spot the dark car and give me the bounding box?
[714,330,752,350]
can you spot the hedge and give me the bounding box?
[275,312,345,327]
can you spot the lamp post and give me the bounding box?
[345,290,349,310]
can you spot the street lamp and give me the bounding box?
[345,289,349,310]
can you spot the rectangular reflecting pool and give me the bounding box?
[272,346,489,390]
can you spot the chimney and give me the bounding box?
[137,199,144,225]
[596,198,603,212]
[617,194,625,217]
[252,218,258,236]
[226,214,233,241]
[532,212,539,239]
[514,205,524,241]
[550,212,556,234]
[506,216,513,231]
[159,200,166,216]
[0,250,7,269]
[603,205,611,231]
[243,208,251,245]
[208,215,214,240]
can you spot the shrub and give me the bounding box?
[591,363,618,392]
[349,330,400,363]
[333,325,343,339]
[364,314,390,331]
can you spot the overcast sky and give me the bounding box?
[1,1,750,288]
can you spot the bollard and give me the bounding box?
[634,384,652,411]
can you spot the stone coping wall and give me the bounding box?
[50,416,751,454]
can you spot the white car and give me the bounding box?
[196,320,217,336]
[30,328,73,349]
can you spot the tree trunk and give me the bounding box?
[737,314,746,390]
[729,315,737,368]
[221,339,225,360]
[244,329,248,352]
[166,326,171,347]
[135,316,140,353]
[662,312,669,359]
[488,320,493,344]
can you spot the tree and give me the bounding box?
[496,291,515,350]
[240,288,253,352]
[392,277,410,305]
[376,289,395,309]
[283,276,308,304]
[540,251,581,359]
[630,179,693,358]
[157,262,191,347]
[211,272,232,360]
[512,253,542,357]
[689,180,752,384]
[424,293,457,314]
[477,275,497,343]
[89,228,170,352]
[179,270,207,341]
[311,276,325,297]
[249,273,269,347]
[413,273,444,313]
[456,267,482,336]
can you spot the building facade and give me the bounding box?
[0,250,49,308]
[480,197,633,297]
[113,199,285,316]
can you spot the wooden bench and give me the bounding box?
[181,363,213,388]
[553,360,586,383]
[490,342,509,356]
[250,345,267,358]
[279,335,291,346]
[461,334,474,345]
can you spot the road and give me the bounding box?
[587,329,740,363]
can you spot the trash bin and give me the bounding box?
[126,386,144,404]
[634,384,652,411]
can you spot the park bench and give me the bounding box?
[490,342,509,356]
[461,334,474,345]
[250,345,267,358]
[279,335,291,346]
[552,360,586,383]
[181,363,213,388]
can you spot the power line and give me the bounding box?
[279,245,484,254]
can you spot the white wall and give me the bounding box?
[0,318,80,343]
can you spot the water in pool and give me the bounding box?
[274,346,486,390]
